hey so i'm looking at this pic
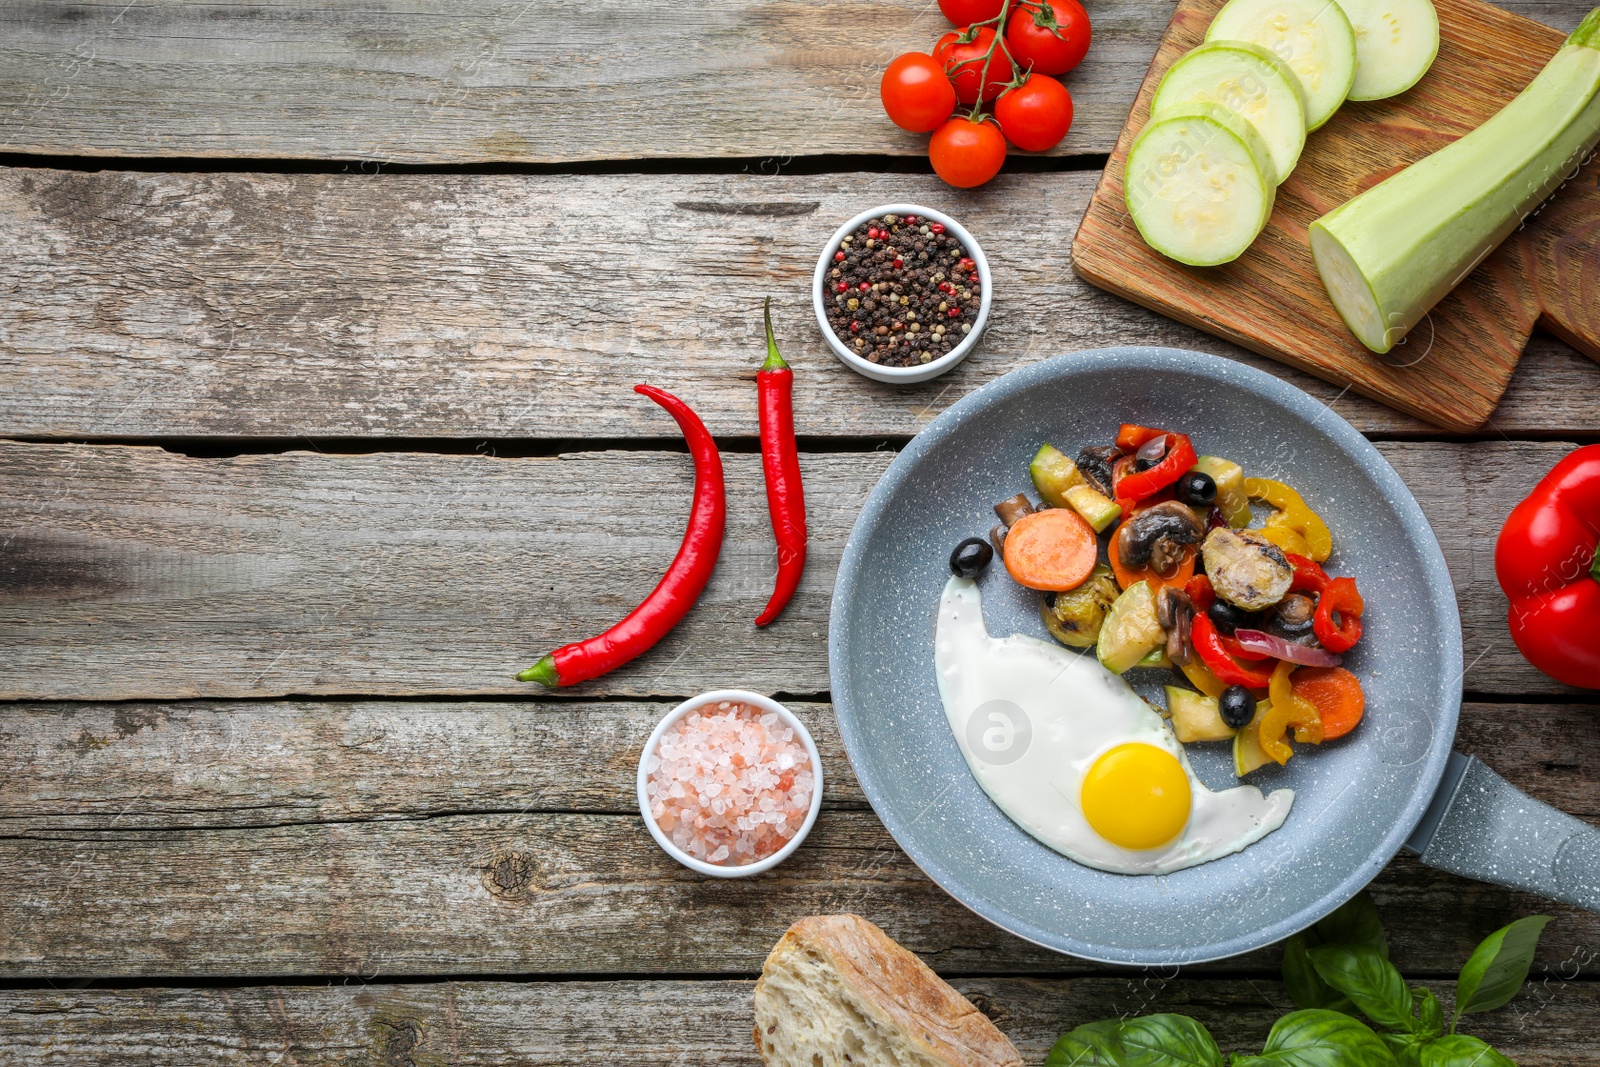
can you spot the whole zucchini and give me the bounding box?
[1310,6,1600,355]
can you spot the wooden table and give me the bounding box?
[1,1,1597,1061]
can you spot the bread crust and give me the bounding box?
[754,913,1023,1067]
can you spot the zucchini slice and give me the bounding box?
[1333,0,1439,100]
[1152,39,1309,184]
[1125,102,1276,267]
[1206,0,1358,131]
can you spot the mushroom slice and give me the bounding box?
[1118,500,1205,570]
[1202,527,1293,611]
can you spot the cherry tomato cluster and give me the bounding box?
[880,0,1091,188]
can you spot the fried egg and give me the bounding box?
[934,577,1293,875]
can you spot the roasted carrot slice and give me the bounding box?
[1003,508,1097,592]
[1290,667,1366,740]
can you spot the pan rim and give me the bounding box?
[828,345,1464,965]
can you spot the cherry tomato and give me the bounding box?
[938,0,1008,23]
[880,52,958,132]
[934,26,1016,105]
[993,73,1074,151]
[929,117,1007,188]
[1005,0,1091,77]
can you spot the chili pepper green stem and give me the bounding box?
[761,297,788,372]
[517,654,559,686]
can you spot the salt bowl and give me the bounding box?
[637,689,824,877]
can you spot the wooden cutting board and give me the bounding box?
[1071,0,1600,432]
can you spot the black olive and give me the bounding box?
[1219,685,1256,729]
[949,537,994,578]
[1208,599,1251,634]
[1176,471,1218,507]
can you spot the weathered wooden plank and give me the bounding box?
[0,0,1144,162]
[0,169,1595,441]
[1,807,1597,978]
[5,699,1589,829]
[3,976,1596,1065]
[0,440,1580,699]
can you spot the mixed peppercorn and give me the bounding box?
[823,213,979,368]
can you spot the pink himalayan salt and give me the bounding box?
[644,700,814,866]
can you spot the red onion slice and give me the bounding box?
[1232,629,1343,667]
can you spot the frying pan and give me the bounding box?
[828,347,1600,965]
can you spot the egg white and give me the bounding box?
[934,577,1293,875]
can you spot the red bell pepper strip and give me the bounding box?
[517,384,726,686]
[755,299,807,627]
[1116,423,1167,451]
[1192,613,1275,688]
[1184,574,1268,660]
[1117,432,1198,502]
[1494,443,1600,688]
[1285,553,1330,595]
[1312,577,1364,654]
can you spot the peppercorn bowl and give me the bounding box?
[812,204,993,384]
[637,689,824,878]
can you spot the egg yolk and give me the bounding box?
[1081,743,1193,851]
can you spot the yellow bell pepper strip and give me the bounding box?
[1258,659,1325,764]
[1179,655,1228,698]
[1246,477,1333,562]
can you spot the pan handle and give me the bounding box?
[1406,752,1600,911]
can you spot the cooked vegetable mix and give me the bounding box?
[1311,5,1600,353]
[946,419,1368,774]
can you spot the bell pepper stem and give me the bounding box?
[761,297,789,372]
[1591,540,1600,583]
[516,654,560,686]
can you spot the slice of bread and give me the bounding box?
[752,914,1023,1067]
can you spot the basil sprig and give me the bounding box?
[1044,896,1549,1067]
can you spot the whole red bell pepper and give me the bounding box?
[1495,444,1600,689]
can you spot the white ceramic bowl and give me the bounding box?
[812,203,993,384]
[636,689,824,878]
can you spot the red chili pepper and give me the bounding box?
[1192,613,1276,687]
[517,384,726,686]
[1312,576,1364,654]
[1286,553,1330,595]
[755,299,807,628]
[1118,432,1199,502]
[1495,444,1600,688]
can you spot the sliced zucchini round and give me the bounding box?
[1333,0,1440,100]
[1206,0,1358,131]
[1152,39,1309,185]
[1124,102,1276,267]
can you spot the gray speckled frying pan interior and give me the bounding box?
[828,347,1463,965]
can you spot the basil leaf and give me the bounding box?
[1454,915,1551,1026]
[1047,1019,1124,1066]
[1308,944,1414,1031]
[1413,989,1443,1038]
[1419,1035,1517,1067]
[1283,935,1355,1013]
[1114,1014,1225,1067]
[1253,1009,1400,1067]
[1380,1030,1429,1067]
[1312,892,1389,958]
